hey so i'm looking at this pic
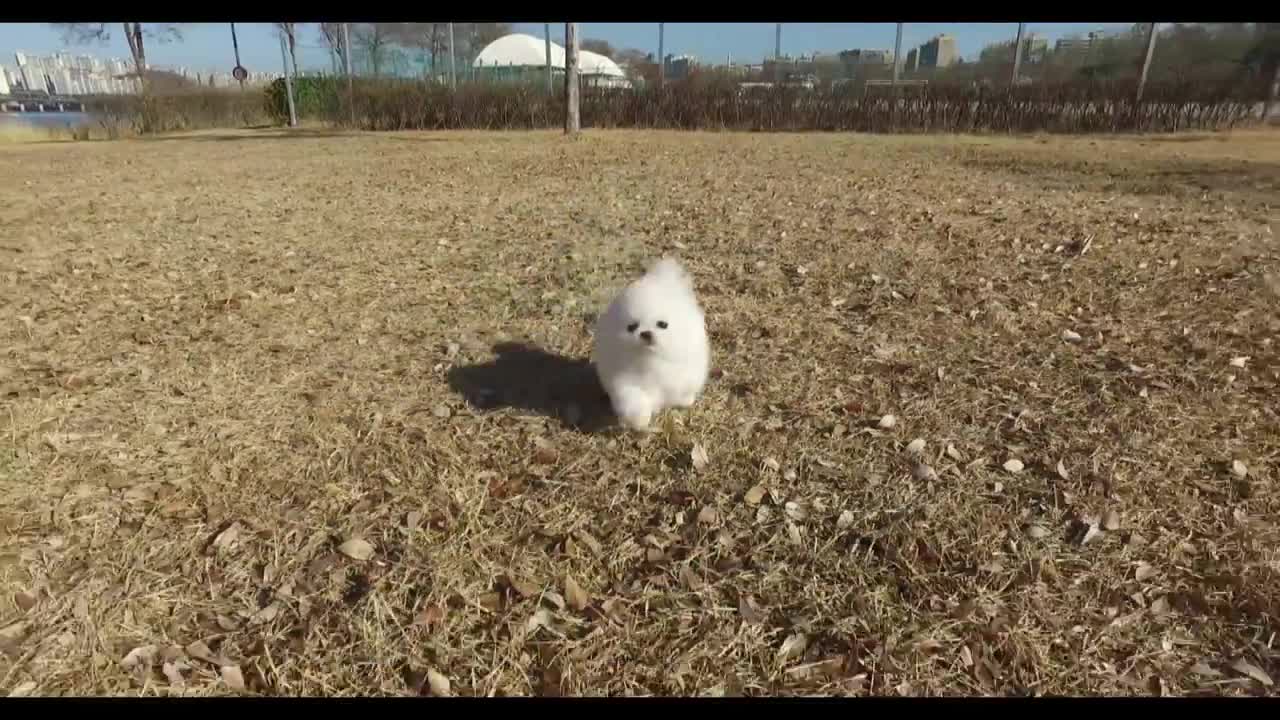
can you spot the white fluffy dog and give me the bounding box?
[593,258,711,431]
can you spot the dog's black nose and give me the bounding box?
[639,330,654,343]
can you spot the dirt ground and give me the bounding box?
[1,127,1278,697]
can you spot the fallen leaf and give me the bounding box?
[945,444,963,461]
[911,462,938,482]
[426,669,453,696]
[1230,658,1273,686]
[1228,356,1249,369]
[526,608,557,635]
[1026,524,1050,539]
[691,443,710,471]
[836,509,855,530]
[162,661,186,688]
[784,501,808,522]
[1189,661,1223,678]
[564,576,590,611]
[220,664,246,691]
[744,485,767,506]
[1102,509,1122,531]
[338,538,375,561]
[249,601,281,626]
[904,438,926,455]
[532,438,557,465]
[1002,458,1024,474]
[14,591,36,612]
[477,592,502,612]
[877,414,897,430]
[1150,596,1169,615]
[697,505,719,524]
[573,529,603,556]
[738,595,767,624]
[432,403,452,419]
[1081,522,1104,545]
[505,575,540,598]
[1056,459,1070,481]
[681,565,705,591]
[786,521,803,545]
[212,523,241,552]
[1062,329,1083,343]
[1135,562,1157,582]
[601,594,627,622]
[416,604,445,628]
[1230,460,1248,479]
[121,644,157,670]
[777,633,809,662]
[185,640,221,665]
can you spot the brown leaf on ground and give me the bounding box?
[1230,659,1273,687]
[220,664,246,691]
[691,443,710,471]
[338,538,376,561]
[426,668,452,696]
[564,575,590,611]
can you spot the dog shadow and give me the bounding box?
[446,342,616,433]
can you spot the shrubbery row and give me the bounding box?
[84,74,1270,136]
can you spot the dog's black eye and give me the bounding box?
[656,321,668,329]
[626,322,638,333]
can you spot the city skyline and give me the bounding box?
[1,48,281,97]
[0,23,1136,79]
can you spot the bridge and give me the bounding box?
[0,92,88,114]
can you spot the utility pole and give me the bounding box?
[342,23,354,126]
[545,23,553,94]
[565,23,580,134]
[1011,22,1025,87]
[774,23,782,84]
[448,23,457,88]
[658,23,665,89]
[892,22,903,86]
[279,33,297,126]
[1136,22,1158,103]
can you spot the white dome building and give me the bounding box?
[471,33,631,89]
[473,33,565,69]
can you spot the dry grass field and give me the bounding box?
[1,127,1278,697]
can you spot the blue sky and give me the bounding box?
[0,22,1133,74]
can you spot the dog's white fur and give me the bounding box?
[593,258,711,431]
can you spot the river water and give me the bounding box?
[0,111,95,129]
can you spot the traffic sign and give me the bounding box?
[232,65,248,82]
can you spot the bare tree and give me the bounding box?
[582,38,616,58]
[614,47,652,84]
[275,23,301,78]
[319,23,348,73]
[351,23,399,76]
[431,24,442,78]
[454,22,511,58]
[383,23,438,78]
